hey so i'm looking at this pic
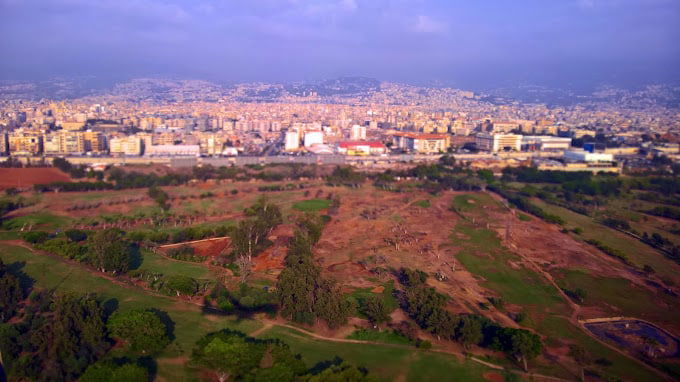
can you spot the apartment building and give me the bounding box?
[475,133,522,152]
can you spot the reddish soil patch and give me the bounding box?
[0,167,71,189]
[159,237,231,258]
[252,225,293,272]
[482,372,504,382]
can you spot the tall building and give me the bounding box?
[350,124,366,140]
[285,131,300,151]
[0,131,8,155]
[8,130,42,155]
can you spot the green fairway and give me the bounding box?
[452,223,568,314]
[256,325,489,382]
[292,198,332,212]
[346,328,413,345]
[137,249,216,280]
[2,211,72,230]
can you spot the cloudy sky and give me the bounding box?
[0,0,678,89]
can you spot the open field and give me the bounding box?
[0,167,72,189]
[3,175,679,381]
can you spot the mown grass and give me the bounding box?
[257,325,489,382]
[292,198,332,212]
[0,243,259,381]
[452,223,567,313]
[2,212,72,230]
[137,249,216,280]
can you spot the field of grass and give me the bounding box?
[292,198,332,212]
[257,325,490,382]
[2,211,72,230]
[555,268,680,327]
[452,223,568,314]
[533,199,680,282]
[137,249,216,280]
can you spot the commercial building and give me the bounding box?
[109,136,142,156]
[392,132,449,154]
[337,141,387,156]
[521,136,572,152]
[0,131,8,155]
[303,131,324,148]
[564,150,614,163]
[475,133,522,152]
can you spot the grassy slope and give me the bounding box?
[533,198,680,282]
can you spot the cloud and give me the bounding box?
[412,14,447,34]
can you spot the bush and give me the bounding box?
[21,231,49,244]
[65,229,88,242]
[163,275,198,296]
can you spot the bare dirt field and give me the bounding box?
[159,237,231,258]
[0,167,71,189]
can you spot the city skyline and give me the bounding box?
[1,0,679,90]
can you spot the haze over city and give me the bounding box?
[1,0,679,90]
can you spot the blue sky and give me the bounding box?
[0,0,678,89]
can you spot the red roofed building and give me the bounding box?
[337,141,387,156]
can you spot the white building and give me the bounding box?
[350,124,366,140]
[304,131,324,148]
[284,131,300,151]
[521,136,572,151]
[109,136,142,156]
[564,150,614,163]
[475,133,522,152]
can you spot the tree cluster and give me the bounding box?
[277,214,353,328]
[397,268,543,370]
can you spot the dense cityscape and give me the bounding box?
[1,77,678,176]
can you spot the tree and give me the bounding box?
[0,259,26,322]
[107,309,171,354]
[27,293,110,380]
[360,295,391,326]
[192,335,265,382]
[508,330,542,371]
[164,275,198,296]
[456,316,483,349]
[148,185,170,211]
[87,228,132,274]
[301,362,378,382]
[80,362,149,382]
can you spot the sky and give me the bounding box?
[0,0,678,90]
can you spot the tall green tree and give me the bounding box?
[87,228,132,274]
[508,329,542,371]
[107,309,171,354]
[0,259,26,322]
[360,295,391,327]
